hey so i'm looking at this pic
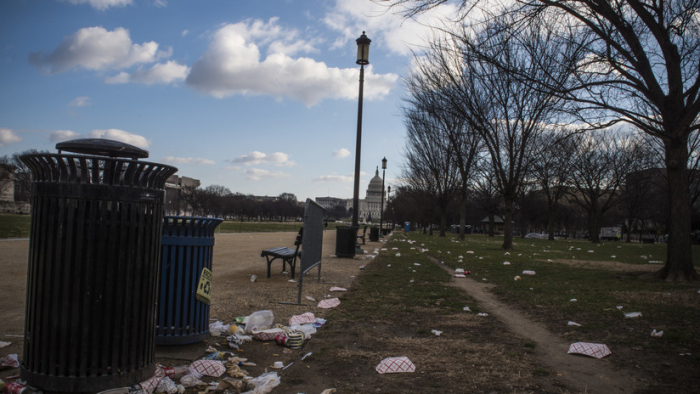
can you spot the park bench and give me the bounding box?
[261,227,303,279]
[357,225,368,245]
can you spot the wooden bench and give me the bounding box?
[261,228,303,279]
[357,225,368,245]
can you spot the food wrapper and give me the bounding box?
[190,360,226,377]
[317,298,340,309]
[251,328,285,341]
[289,312,316,326]
[567,342,611,359]
[375,357,416,374]
[329,287,347,292]
[0,354,19,368]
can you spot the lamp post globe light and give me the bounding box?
[351,31,371,228]
[379,157,387,237]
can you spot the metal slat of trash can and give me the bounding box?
[20,139,177,393]
[157,216,222,345]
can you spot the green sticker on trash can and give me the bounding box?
[196,268,212,305]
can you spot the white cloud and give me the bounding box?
[185,19,398,106]
[333,148,350,158]
[87,129,150,148]
[68,96,91,107]
[30,27,162,74]
[161,156,215,165]
[244,168,290,181]
[61,0,133,11]
[0,128,22,146]
[231,151,294,167]
[49,129,80,143]
[153,0,167,8]
[313,174,353,182]
[323,0,460,57]
[106,61,189,85]
[182,30,189,37]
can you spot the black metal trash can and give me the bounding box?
[20,139,177,393]
[335,226,358,258]
[157,216,223,345]
[369,227,379,242]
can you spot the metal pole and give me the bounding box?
[379,167,385,236]
[351,65,365,228]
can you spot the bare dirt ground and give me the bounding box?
[0,233,691,393]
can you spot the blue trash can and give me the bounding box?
[156,216,223,345]
[404,222,411,232]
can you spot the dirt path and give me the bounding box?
[426,254,639,394]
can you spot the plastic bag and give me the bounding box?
[179,375,203,388]
[245,310,274,334]
[242,372,280,394]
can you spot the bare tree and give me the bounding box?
[402,106,461,236]
[567,130,643,243]
[530,130,577,240]
[419,20,567,249]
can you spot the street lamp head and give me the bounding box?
[387,185,391,193]
[356,31,371,65]
[382,156,387,170]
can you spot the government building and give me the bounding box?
[315,167,386,222]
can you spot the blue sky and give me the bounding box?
[0,0,456,201]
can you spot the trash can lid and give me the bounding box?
[56,138,149,159]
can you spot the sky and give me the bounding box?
[0,0,459,202]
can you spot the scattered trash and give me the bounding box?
[454,274,466,278]
[624,312,642,318]
[522,270,536,275]
[570,299,577,302]
[189,359,226,377]
[288,279,296,282]
[301,352,313,361]
[250,274,257,283]
[649,260,663,264]
[567,342,611,359]
[305,296,317,302]
[246,310,275,333]
[651,329,664,338]
[514,276,521,281]
[455,268,464,274]
[272,361,284,369]
[567,321,581,326]
[611,255,616,258]
[396,253,401,257]
[680,353,692,356]
[463,306,471,312]
[245,372,281,394]
[504,252,510,255]
[317,298,340,309]
[431,329,442,336]
[466,251,474,254]
[289,312,316,326]
[503,262,511,265]
[0,341,10,348]
[616,306,623,310]
[0,354,19,368]
[375,357,416,374]
[359,265,366,270]
[588,250,594,253]
[477,313,489,317]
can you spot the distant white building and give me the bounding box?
[316,167,386,222]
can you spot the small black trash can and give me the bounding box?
[20,139,177,393]
[157,216,223,345]
[335,226,357,258]
[369,227,379,242]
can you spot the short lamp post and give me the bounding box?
[351,31,371,228]
[387,185,392,231]
[379,157,387,237]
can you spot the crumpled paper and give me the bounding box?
[567,342,611,359]
[289,312,316,326]
[317,298,340,309]
[190,359,226,377]
[375,357,416,374]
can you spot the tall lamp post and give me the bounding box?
[379,157,387,236]
[351,31,371,228]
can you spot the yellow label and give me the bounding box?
[196,267,212,305]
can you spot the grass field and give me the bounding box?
[0,213,345,238]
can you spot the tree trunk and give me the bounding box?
[547,200,555,241]
[439,211,447,237]
[488,214,495,237]
[459,194,467,241]
[502,198,514,250]
[588,203,601,243]
[657,140,698,281]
